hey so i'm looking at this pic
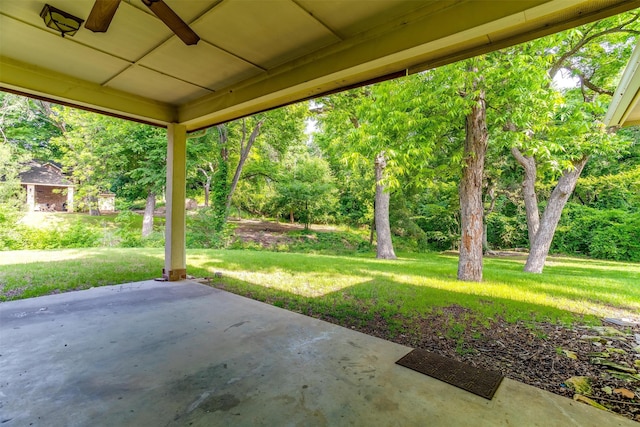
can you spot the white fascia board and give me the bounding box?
[0,56,177,126]
[605,40,640,127]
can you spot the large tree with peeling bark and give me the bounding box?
[439,12,639,278]
[115,124,166,237]
[316,89,399,258]
[508,12,639,273]
[458,81,488,281]
[511,99,632,273]
[373,151,396,258]
[425,44,553,281]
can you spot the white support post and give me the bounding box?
[164,123,187,281]
[26,184,35,211]
[66,187,74,212]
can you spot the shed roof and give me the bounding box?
[19,161,73,186]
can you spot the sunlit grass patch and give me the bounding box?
[187,250,639,325]
[0,249,101,265]
[0,248,164,301]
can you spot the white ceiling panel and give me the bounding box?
[72,2,173,62]
[0,14,130,84]
[105,65,212,105]
[0,0,200,62]
[127,0,221,23]
[193,0,341,69]
[296,0,443,39]
[138,38,263,91]
[0,0,92,24]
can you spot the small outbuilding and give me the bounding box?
[19,161,74,212]
[98,192,116,213]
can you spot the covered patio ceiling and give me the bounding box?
[2,0,640,132]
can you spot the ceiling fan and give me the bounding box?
[85,0,200,45]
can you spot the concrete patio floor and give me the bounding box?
[0,280,636,426]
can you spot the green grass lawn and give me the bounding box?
[19,211,165,229]
[0,248,165,299]
[1,248,638,331]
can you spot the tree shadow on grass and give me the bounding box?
[202,271,611,328]
[190,250,639,323]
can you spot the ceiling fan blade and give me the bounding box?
[85,0,121,32]
[142,0,200,45]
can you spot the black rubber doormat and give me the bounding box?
[396,349,503,400]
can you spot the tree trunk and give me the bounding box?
[374,152,396,259]
[142,191,156,237]
[203,178,210,207]
[511,147,540,243]
[482,223,489,252]
[199,163,214,207]
[482,181,497,253]
[458,89,487,282]
[369,209,376,246]
[88,196,100,216]
[524,157,588,273]
[209,125,229,233]
[290,210,294,224]
[226,119,265,213]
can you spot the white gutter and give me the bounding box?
[604,40,640,127]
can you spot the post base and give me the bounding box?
[163,268,187,281]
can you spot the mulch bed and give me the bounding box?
[230,220,317,248]
[322,305,640,422]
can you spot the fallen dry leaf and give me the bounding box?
[573,394,609,411]
[613,388,635,399]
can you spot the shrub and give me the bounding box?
[114,211,142,247]
[12,221,101,249]
[288,230,370,254]
[186,207,233,248]
[141,231,165,248]
[486,212,528,249]
[552,204,640,261]
[413,203,459,251]
[58,221,102,248]
[336,192,372,226]
[0,221,24,250]
[589,216,640,261]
